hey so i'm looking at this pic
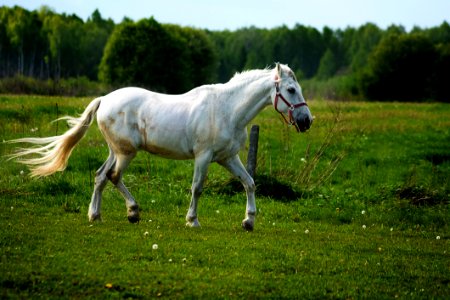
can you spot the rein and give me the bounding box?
[274,82,308,132]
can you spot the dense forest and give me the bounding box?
[1,5,449,101]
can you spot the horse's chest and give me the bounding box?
[210,129,246,161]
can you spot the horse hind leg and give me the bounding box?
[88,150,115,222]
[108,153,140,223]
[88,149,139,223]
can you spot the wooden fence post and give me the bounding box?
[246,125,260,179]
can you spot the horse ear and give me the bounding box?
[275,62,282,82]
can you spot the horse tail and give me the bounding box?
[7,97,102,177]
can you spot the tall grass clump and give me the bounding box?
[257,101,351,198]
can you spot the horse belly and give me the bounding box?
[142,141,193,160]
[140,127,194,160]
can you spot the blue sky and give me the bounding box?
[2,0,449,30]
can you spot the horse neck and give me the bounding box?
[226,74,273,129]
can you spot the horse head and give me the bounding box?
[272,63,313,132]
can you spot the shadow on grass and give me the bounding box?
[396,185,449,206]
[208,174,306,202]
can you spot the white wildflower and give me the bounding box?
[144,231,149,236]
[304,229,309,234]
[362,225,366,229]
[436,236,441,240]
[361,210,366,215]
[152,244,158,250]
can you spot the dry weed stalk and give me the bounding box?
[295,102,346,192]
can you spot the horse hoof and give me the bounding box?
[89,214,102,222]
[186,218,201,228]
[128,211,140,223]
[242,219,254,231]
[128,214,140,223]
[127,206,140,223]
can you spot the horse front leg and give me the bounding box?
[186,152,212,227]
[219,155,256,231]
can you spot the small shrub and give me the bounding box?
[0,76,109,96]
[294,102,347,193]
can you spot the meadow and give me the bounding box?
[0,95,449,299]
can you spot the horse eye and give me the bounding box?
[287,87,296,94]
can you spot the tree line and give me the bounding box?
[1,5,449,101]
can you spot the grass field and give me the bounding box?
[1,95,449,299]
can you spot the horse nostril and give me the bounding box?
[296,116,311,132]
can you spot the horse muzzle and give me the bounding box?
[295,113,313,133]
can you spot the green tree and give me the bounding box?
[360,33,437,101]
[42,13,86,79]
[0,6,45,77]
[164,24,218,87]
[208,27,269,82]
[99,18,217,93]
[432,43,450,102]
[424,21,450,44]
[316,48,339,79]
[99,18,168,89]
[268,24,325,78]
[348,23,383,72]
[81,10,115,80]
[5,6,30,75]
[0,7,13,76]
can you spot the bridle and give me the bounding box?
[273,81,308,132]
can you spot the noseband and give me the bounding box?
[274,82,308,132]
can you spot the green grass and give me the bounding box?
[1,95,449,299]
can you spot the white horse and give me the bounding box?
[8,63,312,231]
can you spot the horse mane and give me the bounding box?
[226,64,297,87]
[228,67,273,85]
